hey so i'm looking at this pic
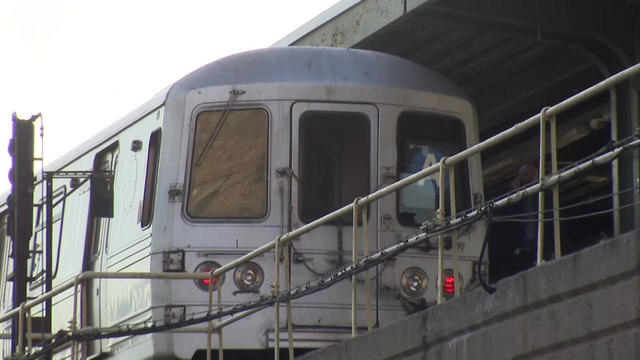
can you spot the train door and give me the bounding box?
[290,102,378,326]
[83,143,118,356]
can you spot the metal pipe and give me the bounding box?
[213,306,266,331]
[199,62,640,283]
[436,160,447,304]
[274,235,280,360]
[26,309,32,354]
[206,270,214,360]
[333,139,640,286]
[166,307,269,334]
[81,279,88,359]
[537,108,549,265]
[4,63,640,336]
[351,198,360,337]
[70,275,81,360]
[284,243,294,360]
[550,115,562,259]
[217,284,223,360]
[0,270,278,324]
[17,302,25,355]
[449,167,459,297]
[46,174,53,342]
[444,138,640,246]
[363,205,372,331]
[0,333,51,340]
[5,138,636,354]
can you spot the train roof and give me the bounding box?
[14,47,468,197]
[170,46,468,99]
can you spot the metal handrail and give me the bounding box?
[5,137,640,358]
[207,61,640,283]
[3,60,640,359]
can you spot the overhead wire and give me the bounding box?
[492,184,638,221]
[493,199,640,223]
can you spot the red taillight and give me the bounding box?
[194,261,224,291]
[440,269,463,300]
[443,276,455,294]
[201,277,217,286]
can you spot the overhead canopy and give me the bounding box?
[277,0,640,235]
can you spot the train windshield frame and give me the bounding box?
[397,111,469,227]
[186,108,269,220]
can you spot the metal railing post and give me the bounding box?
[2,63,638,360]
[550,114,562,259]
[274,235,281,360]
[352,197,361,337]
[17,302,25,356]
[537,107,549,265]
[81,277,88,359]
[284,243,294,360]
[437,159,447,304]
[71,275,81,360]
[449,167,459,297]
[217,283,223,360]
[362,205,372,331]
[26,308,32,355]
[206,270,214,360]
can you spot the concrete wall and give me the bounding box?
[299,231,640,360]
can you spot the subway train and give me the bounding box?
[0,46,485,359]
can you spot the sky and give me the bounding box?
[0,0,340,195]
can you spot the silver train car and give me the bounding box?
[0,47,484,359]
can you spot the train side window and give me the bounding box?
[299,111,370,224]
[141,129,161,228]
[187,108,268,219]
[397,112,469,227]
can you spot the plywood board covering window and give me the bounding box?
[188,108,268,219]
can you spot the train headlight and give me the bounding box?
[194,261,225,291]
[233,262,264,292]
[400,267,428,297]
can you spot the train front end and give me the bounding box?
[147,47,484,359]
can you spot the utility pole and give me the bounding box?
[7,113,36,354]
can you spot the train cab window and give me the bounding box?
[397,112,469,227]
[88,143,118,257]
[141,129,161,228]
[299,111,370,223]
[187,108,268,219]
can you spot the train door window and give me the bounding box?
[397,112,469,227]
[298,111,370,223]
[141,129,161,228]
[187,108,268,219]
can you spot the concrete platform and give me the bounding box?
[299,231,640,360]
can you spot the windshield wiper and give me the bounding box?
[194,89,245,167]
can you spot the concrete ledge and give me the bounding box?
[299,230,640,360]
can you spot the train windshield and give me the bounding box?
[397,112,469,227]
[187,108,268,219]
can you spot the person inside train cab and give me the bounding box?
[510,163,538,259]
